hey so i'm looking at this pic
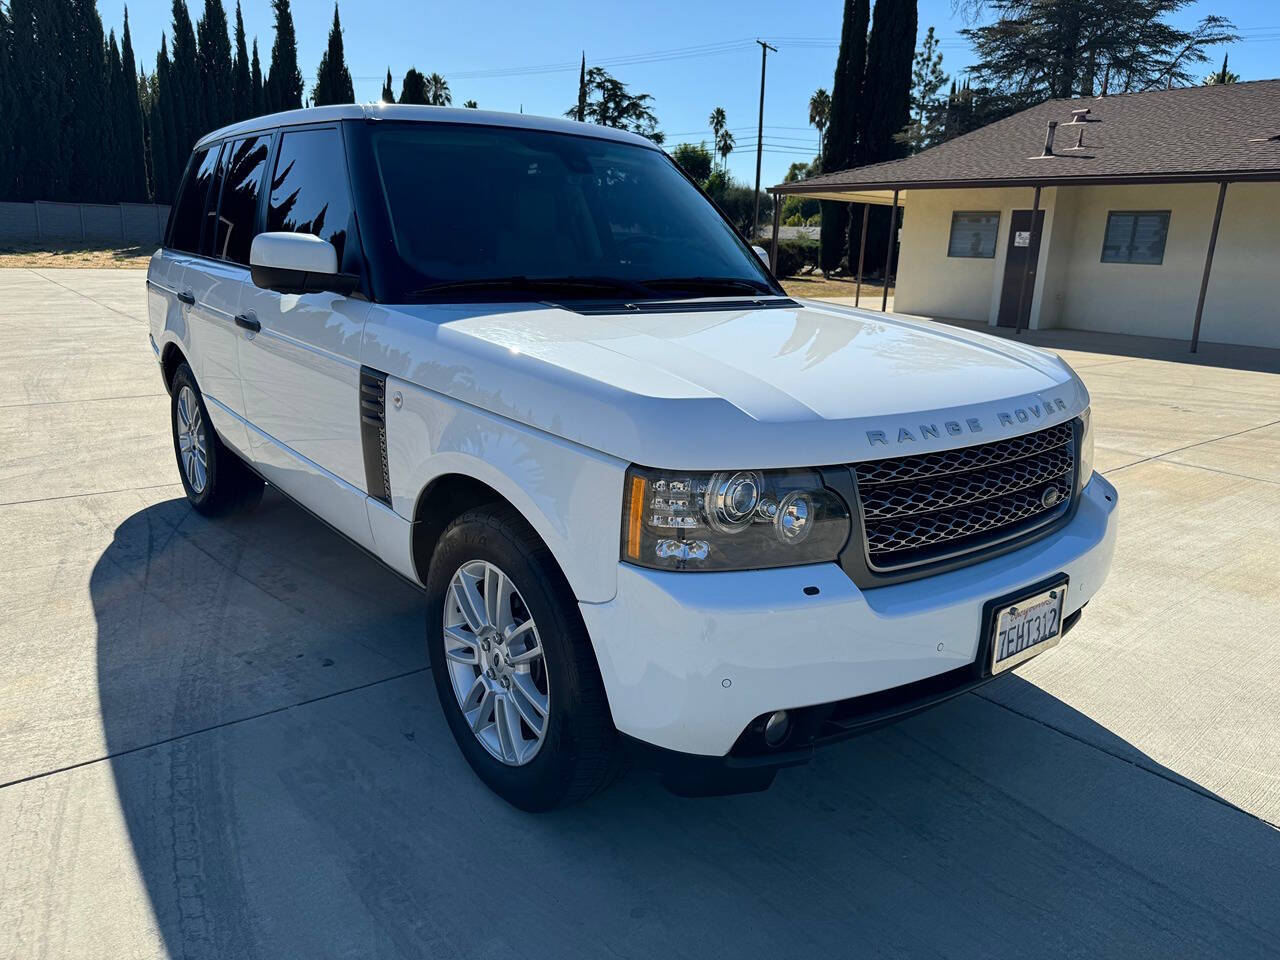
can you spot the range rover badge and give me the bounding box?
[1041,487,1063,508]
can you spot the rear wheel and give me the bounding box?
[425,505,621,810]
[170,363,263,515]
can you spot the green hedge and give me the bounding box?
[773,237,820,278]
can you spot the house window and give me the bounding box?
[947,211,999,258]
[1101,211,1170,264]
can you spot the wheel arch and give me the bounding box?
[160,341,187,393]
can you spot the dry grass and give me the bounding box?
[779,274,894,302]
[0,242,153,269]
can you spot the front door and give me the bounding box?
[997,209,1045,328]
[236,124,374,548]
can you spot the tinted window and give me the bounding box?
[947,211,999,258]
[212,134,271,265]
[169,147,218,253]
[365,123,775,301]
[267,128,351,261]
[1101,211,1170,264]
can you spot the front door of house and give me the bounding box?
[997,209,1045,328]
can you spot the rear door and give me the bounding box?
[237,123,374,546]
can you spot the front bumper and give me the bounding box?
[579,472,1118,760]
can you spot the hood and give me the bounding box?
[362,297,1088,470]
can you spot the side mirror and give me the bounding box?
[249,232,359,296]
[752,244,771,266]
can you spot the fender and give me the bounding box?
[382,374,627,604]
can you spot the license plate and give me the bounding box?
[991,582,1067,674]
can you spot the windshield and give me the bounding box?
[360,122,779,302]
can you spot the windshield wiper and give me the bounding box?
[407,275,652,299]
[638,276,777,297]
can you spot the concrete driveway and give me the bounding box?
[2,268,1278,959]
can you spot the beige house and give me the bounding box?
[769,80,1280,351]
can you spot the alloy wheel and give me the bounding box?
[443,560,550,766]
[176,385,208,494]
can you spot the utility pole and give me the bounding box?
[751,39,777,242]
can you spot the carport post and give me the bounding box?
[769,193,781,273]
[881,189,899,311]
[1013,185,1042,336]
[1190,181,1228,354]
[854,203,869,308]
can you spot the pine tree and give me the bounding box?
[381,67,395,103]
[265,0,302,112]
[399,67,428,105]
[231,1,251,119]
[312,4,354,106]
[120,9,149,200]
[250,37,265,115]
[197,0,233,134]
[819,0,869,274]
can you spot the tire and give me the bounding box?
[170,363,263,516]
[425,505,622,811]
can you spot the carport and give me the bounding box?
[767,80,1280,352]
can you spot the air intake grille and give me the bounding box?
[853,421,1075,571]
[359,367,392,505]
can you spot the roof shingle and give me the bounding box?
[774,79,1280,194]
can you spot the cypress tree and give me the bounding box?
[265,0,303,112]
[857,0,917,285]
[312,4,354,106]
[399,68,428,105]
[197,0,234,134]
[104,30,126,201]
[120,9,148,201]
[0,4,13,199]
[231,1,251,120]
[250,37,265,115]
[819,0,869,274]
[152,33,177,202]
[576,53,586,122]
[168,0,200,184]
[381,67,395,103]
[67,0,109,201]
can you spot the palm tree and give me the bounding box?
[716,128,735,173]
[808,88,831,166]
[426,72,451,106]
[708,106,727,168]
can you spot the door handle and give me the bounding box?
[177,289,195,305]
[234,313,261,333]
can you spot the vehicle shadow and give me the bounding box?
[92,493,1280,960]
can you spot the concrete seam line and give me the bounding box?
[971,690,1278,831]
[0,667,430,792]
[1103,416,1280,479]
[0,482,181,508]
[1154,459,1280,488]
[26,269,148,325]
[0,393,167,410]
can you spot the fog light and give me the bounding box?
[763,710,790,747]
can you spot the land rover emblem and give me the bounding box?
[1041,487,1063,508]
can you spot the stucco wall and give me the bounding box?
[892,181,1279,349]
[894,187,1026,323]
[1052,182,1280,349]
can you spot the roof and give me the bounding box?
[195,103,657,150]
[773,79,1280,196]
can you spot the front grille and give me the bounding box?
[853,421,1075,571]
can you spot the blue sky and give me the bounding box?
[105,0,1278,187]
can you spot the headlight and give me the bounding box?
[1076,407,1095,493]
[621,465,850,571]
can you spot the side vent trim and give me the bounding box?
[359,366,392,505]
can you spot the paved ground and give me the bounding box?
[2,268,1279,960]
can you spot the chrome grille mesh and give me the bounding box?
[854,422,1075,570]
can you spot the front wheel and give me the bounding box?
[425,506,621,811]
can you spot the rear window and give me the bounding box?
[168,147,218,253]
[267,127,352,262]
[211,134,271,265]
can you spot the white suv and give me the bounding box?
[148,105,1118,810]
